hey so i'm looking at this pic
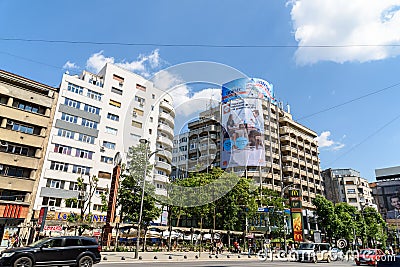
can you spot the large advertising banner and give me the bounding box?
[291,212,304,242]
[221,78,275,104]
[220,98,266,168]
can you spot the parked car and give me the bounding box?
[355,248,385,266]
[331,247,344,260]
[296,242,332,263]
[0,236,101,267]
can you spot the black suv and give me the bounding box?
[0,236,101,267]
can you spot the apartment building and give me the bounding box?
[372,166,400,224]
[0,70,58,245]
[322,168,375,210]
[33,63,174,233]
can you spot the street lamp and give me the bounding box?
[135,138,162,259]
[281,184,294,198]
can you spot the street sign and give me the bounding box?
[257,207,269,212]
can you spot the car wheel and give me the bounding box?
[13,257,33,267]
[356,262,360,266]
[326,256,331,263]
[78,256,93,267]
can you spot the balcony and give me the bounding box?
[155,161,172,173]
[158,124,174,138]
[160,101,175,116]
[157,136,173,148]
[0,127,44,148]
[156,149,172,162]
[153,174,169,184]
[283,176,294,183]
[279,126,290,135]
[0,151,39,169]
[283,166,293,172]
[159,112,174,126]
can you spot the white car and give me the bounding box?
[331,248,344,260]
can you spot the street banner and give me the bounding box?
[38,206,48,232]
[291,212,304,242]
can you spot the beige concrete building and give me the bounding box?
[322,168,375,210]
[0,70,58,245]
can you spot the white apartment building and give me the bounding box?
[322,168,375,210]
[33,63,174,229]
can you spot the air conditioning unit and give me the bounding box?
[6,121,13,126]
[0,164,3,170]
[49,207,56,211]
[0,141,8,147]
[132,111,137,117]
[100,146,105,152]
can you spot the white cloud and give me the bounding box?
[63,61,79,70]
[288,0,400,64]
[315,131,345,151]
[85,49,163,77]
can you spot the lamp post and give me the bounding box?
[281,184,294,198]
[135,138,161,259]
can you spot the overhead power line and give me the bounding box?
[296,82,400,121]
[1,37,400,48]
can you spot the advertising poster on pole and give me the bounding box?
[221,78,275,104]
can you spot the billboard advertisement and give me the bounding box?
[221,78,274,104]
[220,97,266,168]
[291,212,304,242]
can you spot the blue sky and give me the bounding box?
[1,0,400,181]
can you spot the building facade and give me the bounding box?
[33,63,174,234]
[372,166,400,225]
[0,70,59,245]
[322,168,375,210]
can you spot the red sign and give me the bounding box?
[43,225,63,232]
[93,231,101,237]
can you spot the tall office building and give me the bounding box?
[0,70,59,245]
[33,63,174,233]
[321,168,375,210]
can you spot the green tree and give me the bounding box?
[362,207,387,248]
[65,175,108,235]
[312,195,337,242]
[117,144,161,249]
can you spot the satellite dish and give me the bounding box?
[113,152,122,167]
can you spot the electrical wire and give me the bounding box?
[296,82,400,121]
[323,112,400,167]
[1,37,400,48]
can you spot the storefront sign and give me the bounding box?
[43,225,63,232]
[56,212,107,222]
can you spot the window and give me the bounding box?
[75,149,93,159]
[113,74,124,84]
[84,104,100,115]
[54,144,72,155]
[98,171,111,179]
[57,129,75,139]
[42,197,62,207]
[133,108,144,116]
[149,129,152,135]
[152,94,155,99]
[151,105,154,111]
[349,198,357,203]
[0,165,31,178]
[93,204,103,211]
[136,84,146,92]
[69,182,86,191]
[132,121,142,128]
[107,113,119,121]
[81,119,97,129]
[109,99,121,108]
[65,238,82,247]
[67,83,83,95]
[72,165,91,175]
[15,101,40,113]
[46,179,65,189]
[50,161,69,172]
[5,144,33,156]
[64,98,81,109]
[87,89,102,101]
[12,122,34,134]
[150,117,153,122]
[95,188,107,195]
[78,134,95,144]
[135,96,145,105]
[105,127,117,135]
[101,156,113,164]
[103,141,116,150]
[347,189,356,194]
[111,87,123,95]
[61,113,78,124]
[345,181,355,185]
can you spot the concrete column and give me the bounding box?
[1,118,6,128]
[45,108,51,117]
[40,128,46,136]
[30,170,36,179]
[7,96,13,106]
[35,148,41,158]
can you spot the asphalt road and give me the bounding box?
[98,260,356,267]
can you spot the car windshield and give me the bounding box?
[361,250,376,255]
[28,238,51,247]
[299,243,314,250]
